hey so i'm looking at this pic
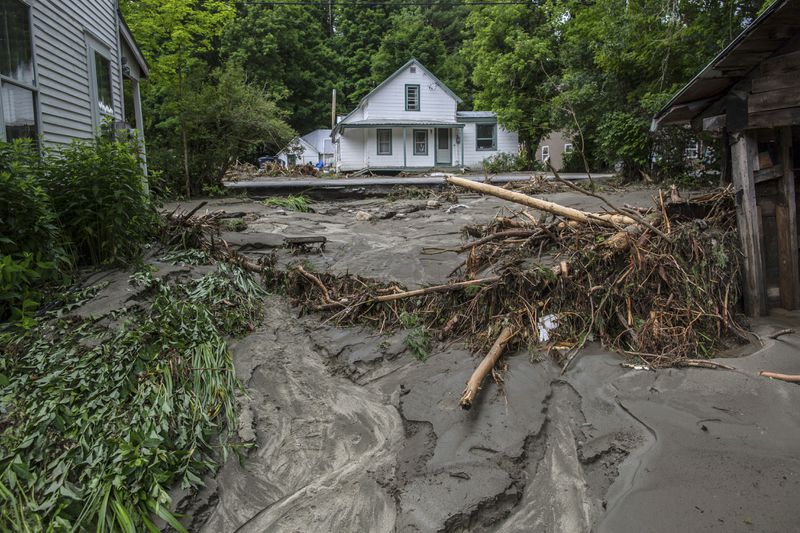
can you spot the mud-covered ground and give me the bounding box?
[156,190,800,532]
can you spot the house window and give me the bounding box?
[93,51,113,116]
[406,84,420,112]
[0,0,38,141]
[476,123,497,151]
[564,143,574,154]
[377,128,392,155]
[413,129,427,156]
[541,145,550,161]
[686,140,699,159]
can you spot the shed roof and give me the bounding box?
[653,0,800,128]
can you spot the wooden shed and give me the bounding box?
[653,0,800,316]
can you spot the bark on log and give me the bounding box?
[759,371,800,383]
[459,327,516,410]
[445,176,636,227]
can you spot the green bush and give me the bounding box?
[482,152,537,173]
[0,141,64,323]
[0,137,156,324]
[44,136,158,266]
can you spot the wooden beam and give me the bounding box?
[754,164,784,183]
[701,114,727,133]
[748,87,800,114]
[779,126,800,309]
[731,130,767,316]
[748,107,800,129]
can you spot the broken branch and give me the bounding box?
[759,371,800,383]
[459,327,516,410]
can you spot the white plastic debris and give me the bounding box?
[537,314,559,343]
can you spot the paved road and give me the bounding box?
[224,172,615,192]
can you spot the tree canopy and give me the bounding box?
[120,0,775,191]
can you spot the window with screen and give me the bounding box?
[541,145,550,161]
[476,123,496,151]
[377,129,392,155]
[405,85,420,111]
[413,129,427,155]
[0,0,38,141]
[94,51,113,116]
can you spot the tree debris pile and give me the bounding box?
[223,161,321,181]
[164,182,745,372]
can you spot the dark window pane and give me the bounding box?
[1,0,35,83]
[377,129,392,155]
[406,85,419,111]
[95,52,113,115]
[123,77,136,128]
[476,124,496,151]
[2,82,37,140]
[413,130,427,155]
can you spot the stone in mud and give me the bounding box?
[355,211,373,221]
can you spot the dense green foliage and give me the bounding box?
[0,142,64,326]
[0,138,154,324]
[0,264,263,530]
[44,136,157,266]
[120,0,772,187]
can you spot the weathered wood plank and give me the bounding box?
[779,126,800,309]
[731,131,767,316]
[751,72,800,94]
[748,87,800,114]
[748,107,800,129]
[754,164,784,183]
[760,49,800,77]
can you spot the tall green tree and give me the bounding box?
[370,8,450,85]
[222,4,337,132]
[120,0,235,195]
[332,2,398,107]
[466,4,560,158]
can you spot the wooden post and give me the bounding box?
[779,126,800,309]
[730,130,767,316]
[403,128,408,169]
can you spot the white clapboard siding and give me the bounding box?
[362,67,457,123]
[462,123,519,168]
[30,0,123,146]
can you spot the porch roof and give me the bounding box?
[338,120,465,130]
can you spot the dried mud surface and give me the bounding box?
[162,191,800,532]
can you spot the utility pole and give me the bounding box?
[331,89,337,130]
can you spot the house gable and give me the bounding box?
[342,59,461,125]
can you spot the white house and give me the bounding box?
[276,128,334,167]
[332,59,518,172]
[0,0,149,152]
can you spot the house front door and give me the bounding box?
[436,128,451,166]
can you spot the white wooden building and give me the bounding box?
[333,59,518,172]
[0,0,148,151]
[276,129,333,167]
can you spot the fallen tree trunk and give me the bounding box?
[759,371,800,383]
[459,326,516,410]
[445,176,636,227]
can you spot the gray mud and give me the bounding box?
[164,192,800,532]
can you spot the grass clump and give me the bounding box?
[399,311,430,361]
[263,194,311,212]
[0,263,264,531]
